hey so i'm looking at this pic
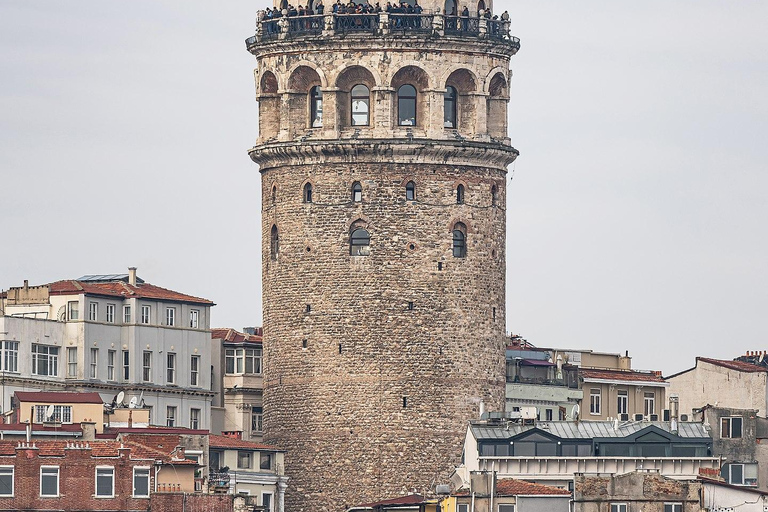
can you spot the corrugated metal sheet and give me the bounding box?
[470,421,710,440]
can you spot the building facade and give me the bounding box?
[574,472,704,512]
[0,269,215,429]
[247,4,519,511]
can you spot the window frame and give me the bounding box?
[2,341,19,373]
[644,392,655,416]
[140,305,151,324]
[106,303,115,323]
[456,183,465,204]
[350,227,371,256]
[95,466,115,498]
[40,465,60,497]
[133,466,151,498]
[405,181,416,201]
[89,301,98,321]
[107,350,116,381]
[166,405,177,427]
[444,85,457,128]
[262,491,274,512]
[617,389,628,415]
[190,408,200,429]
[252,407,264,434]
[610,504,627,512]
[166,307,175,326]
[123,305,131,323]
[452,223,467,258]
[67,300,79,321]
[590,388,601,415]
[32,344,59,377]
[189,309,199,328]
[237,451,252,469]
[721,416,743,439]
[260,452,273,470]
[66,347,78,378]
[90,347,98,379]
[310,85,323,127]
[190,355,200,386]
[270,225,279,260]
[122,350,130,380]
[497,505,515,512]
[663,503,682,512]
[352,181,362,203]
[0,466,13,497]
[166,352,176,384]
[351,84,370,126]
[303,183,313,203]
[397,84,417,126]
[142,350,152,382]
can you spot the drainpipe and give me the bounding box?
[470,491,475,512]
[489,463,495,512]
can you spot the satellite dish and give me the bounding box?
[45,404,55,420]
[116,391,125,405]
[129,396,138,409]
[571,403,580,420]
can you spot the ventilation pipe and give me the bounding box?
[669,394,679,434]
[128,267,137,286]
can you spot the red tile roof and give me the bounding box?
[15,391,104,404]
[208,434,281,451]
[697,357,768,373]
[354,494,426,508]
[580,367,665,383]
[47,279,214,305]
[211,328,262,343]
[454,479,570,497]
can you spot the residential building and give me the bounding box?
[579,367,667,421]
[0,269,215,429]
[444,474,570,512]
[573,471,704,512]
[459,417,719,488]
[347,494,438,512]
[211,327,264,441]
[700,476,768,512]
[667,357,768,418]
[208,434,288,512]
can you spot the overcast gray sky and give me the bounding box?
[1,1,766,375]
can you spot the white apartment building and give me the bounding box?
[0,268,215,429]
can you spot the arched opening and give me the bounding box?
[452,223,467,258]
[271,185,277,204]
[270,225,280,260]
[446,68,477,133]
[487,71,508,139]
[405,181,416,201]
[258,71,280,140]
[287,66,322,132]
[456,184,465,204]
[444,0,457,15]
[397,84,417,126]
[352,182,362,202]
[444,86,457,128]
[477,0,486,14]
[303,183,313,203]
[350,227,371,256]
[351,85,370,126]
[310,86,323,127]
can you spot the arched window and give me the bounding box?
[303,183,313,203]
[456,184,465,204]
[271,185,277,204]
[352,182,362,203]
[477,0,486,14]
[398,84,417,126]
[452,223,466,258]
[310,86,323,127]
[444,86,457,128]
[270,225,279,260]
[445,0,457,15]
[351,84,370,126]
[405,181,416,201]
[491,184,498,205]
[350,227,371,256]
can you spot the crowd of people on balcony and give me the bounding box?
[259,0,508,20]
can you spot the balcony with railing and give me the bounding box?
[246,12,519,50]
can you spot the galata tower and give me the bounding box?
[246,1,519,509]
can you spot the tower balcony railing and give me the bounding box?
[246,12,519,49]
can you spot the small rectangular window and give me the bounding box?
[2,341,19,372]
[252,407,263,434]
[190,355,200,386]
[617,389,628,415]
[166,307,175,326]
[89,302,98,321]
[141,305,150,324]
[262,492,273,512]
[67,347,78,378]
[107,350,116,381]
[133,467,150,498]
[166,406,176,427]
[590,388,601,415]
[142,351,152,382]
[0,467,13,496]
[610,504,627,512]
[457,505,469,512]
[190,408,200,429]
[90,348,98,379]
[545,409,553,421]
[95,467,114,497]
[260,453,273,470]
[644,392,655,416]
[237,451,252,469]
[498,505,515,512]
[721,417,743,439]
[123,305,131,323]
[67,301,79,321]
[663,504,682,512]
[122,351,130,380]
[189,309,199,328]
[106,304,115,323]
[166,352,176,384]
[40,466,59,497]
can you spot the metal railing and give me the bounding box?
[334,13,379,32]
[444,15,480,35]
[388,13,433,32]
[288,15,324,35]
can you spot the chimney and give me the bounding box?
[128,267,137,286]
[23,280,28,290]
[80,421,96,441]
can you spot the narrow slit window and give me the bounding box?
[351,84,370,126]
[456,184,465,204]
[405,181,415,201]
[444,86,457,128]
[270,225,279,260]
[452,222,467,258]
[310,85,323,127]
[303,183,313,203]
[491,184,498,205]
[352,182,362,203]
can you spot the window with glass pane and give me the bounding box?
[263,492,273,512]
[190,355,200,386]
[124,305,131,323]
[107,350,115,381]
[190,408,200,429]
[498,505,515,512]
[271,225,280,260]
[406,181,415,200]
[663,504,682,512]
[166,406,176,427]
[260,453,273,470]
[456,184,465,204]
[123,351,130,380]
[40,466,59,496]
[350,228,371,256]
[398,84,417,125]
[0,467,12,496]
[190,309,199,328]
[310,86,323,127]
[96,467,114,497]
[237,451,252,469]
[245,348,263,374]
[166,307,175,326]
[617,390,628,414]
[106,304,115,323]
[133,467,150,497]
[3,341,19,372]
[303,183,313,203]
[590,389,601,414]
[67,347,77,378]
[352,182,362,202]
[167,353,176,383]
[32,345,59,377]
[142,351,152,381]
[67,301,79,320]
[610,504,627,512]
[90,348,98,379]
[351,84,370,126]
[452,223,466,258]
[644,392,655,416]
[252,407,264,433]
[89,302,98,321]
[722,417,743,438]
[141,305,150,324]
[444,86,457,128]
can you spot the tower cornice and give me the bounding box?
[249,139,519,172]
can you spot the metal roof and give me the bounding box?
[76,274,145,284]
[470,421,710,441]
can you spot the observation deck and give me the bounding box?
[246,12,520,54]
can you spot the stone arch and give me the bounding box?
[287,63,326,90]
[300,179,316,203]
[486,70,508,139]
[287,65,324,130]
[391,65,430,128]
[444,68,478,133]
[258,70,280,140]
[444,0,458,15]
[483,67,508,95]
[336,66,378,128]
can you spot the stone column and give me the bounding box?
[277,479,288,512]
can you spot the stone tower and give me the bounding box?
[246,4,519,511]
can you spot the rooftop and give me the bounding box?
[454,478,570,497]
[470,420,711,441]
[211,327,262,344]
[352,493,426,509]
[47,278,213,305]
[580,367,666,384]
[15,391,104,404]
[208,434,283,452]
[697,357,768,373]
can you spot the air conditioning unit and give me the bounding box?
[662,409,670,421]
[634,413,644,421]
[650,414,659,421]
[680,414,688,422]
[620,413,629,421]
